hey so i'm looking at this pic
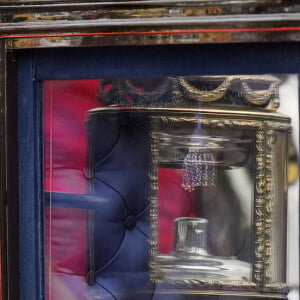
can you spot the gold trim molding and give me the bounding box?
[149,113,290,297]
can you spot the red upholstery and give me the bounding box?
[44,79,100,194]
[43,79,195,299]
[44,80,99,298]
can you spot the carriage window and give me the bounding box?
[43,75,298,299]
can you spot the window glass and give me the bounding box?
[43,75,299,299]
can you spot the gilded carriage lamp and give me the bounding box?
[148,75,291,299]
[85,74,291,298]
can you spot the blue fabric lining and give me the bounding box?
[134,226,148,239]
[93,125,122,169]
[95,176,129,212]
[87,110,153,299]
[135,203,151,219]
[96,283,118,300]
[96,230,127,275]
[30,43,300,80]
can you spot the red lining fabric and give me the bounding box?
[43,79,196,298]
[44,80,100,278]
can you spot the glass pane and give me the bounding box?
[44,80,100,299]
[157,126,254,282]
[43,75,298,299]
[275,75,299,299]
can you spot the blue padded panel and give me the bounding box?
[86,110,153,299]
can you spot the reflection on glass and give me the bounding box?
[99,75,280,110]
[277,75,299,300]
[157,217,250,281]
[157,126,254,282]
[43,75,299,300]
[44,80,100,300]
[270,131,288,283]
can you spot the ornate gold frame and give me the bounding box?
[177,75,280,110]
[149,108,291,297]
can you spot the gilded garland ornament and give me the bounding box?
[99,75,281,110]
[241,77,280,106]
[178,76,231,102]
[99,77,179,107]
[177,75,281,109]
